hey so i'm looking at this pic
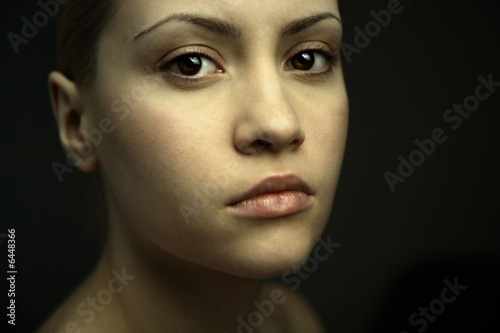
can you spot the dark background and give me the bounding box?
[1,0,499,332]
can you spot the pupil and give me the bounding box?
[293,52,315,70]
[179,56,202,75]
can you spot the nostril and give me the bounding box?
[251,139,271,147]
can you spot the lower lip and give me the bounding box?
[228,191,312,219]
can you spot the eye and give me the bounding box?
[167,54,220,76]
[289,51,329,72]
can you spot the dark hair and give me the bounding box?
[56,0,116,86]
[55,0,117,242]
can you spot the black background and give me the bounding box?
[1,0,499,332]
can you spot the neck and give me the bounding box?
[89,222,266,333]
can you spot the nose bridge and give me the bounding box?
[248,52,289,106]
[237,33,287,112]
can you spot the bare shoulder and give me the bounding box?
[262,282,327,333]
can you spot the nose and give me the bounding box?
[233,69,305,155]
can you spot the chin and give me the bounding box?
[213,227,322,280]
[226,251,315,280]
[132,202,329,280]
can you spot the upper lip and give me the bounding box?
[228,174,313,206]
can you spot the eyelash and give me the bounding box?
[158,45,339,86]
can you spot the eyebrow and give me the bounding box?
[280,12,342,38]
[132,11,341,41]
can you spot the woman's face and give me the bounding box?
[81,0,347,278]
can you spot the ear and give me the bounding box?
[48,71,99,173]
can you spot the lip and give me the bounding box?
[228,174,313,219]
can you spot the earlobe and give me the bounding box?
[48,71,99,173]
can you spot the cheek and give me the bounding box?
[89,94,177,209]
[91,86,233,242]
[301,87,348,196]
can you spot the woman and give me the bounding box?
[38,0,348,331]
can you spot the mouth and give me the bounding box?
[227,174,313,219]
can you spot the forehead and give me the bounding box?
[107,0,340,42]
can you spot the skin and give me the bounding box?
[40,0,347,332]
